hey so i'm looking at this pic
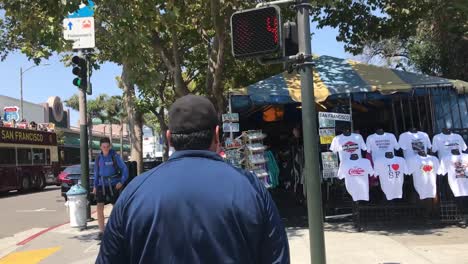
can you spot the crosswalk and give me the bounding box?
[0,247,60,264]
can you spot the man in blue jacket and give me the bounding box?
[93,137,128,240]
[97,95,290,263]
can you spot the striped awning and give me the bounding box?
[232,55,468,105]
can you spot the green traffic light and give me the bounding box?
[73,78,82,87]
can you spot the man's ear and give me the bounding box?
[214,126,220,146]
[166,130,173,147]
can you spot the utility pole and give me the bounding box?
[74,51,91,222]
[297,1,326,263]
[20,68,23,121]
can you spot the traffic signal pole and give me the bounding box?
[77,51,91,223]
[297,1,327,263]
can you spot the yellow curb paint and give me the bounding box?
[0,247,60,264]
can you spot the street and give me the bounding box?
[0,187,70,239]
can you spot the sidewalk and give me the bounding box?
[1,205,468,264]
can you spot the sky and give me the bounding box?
[0,21,351,126]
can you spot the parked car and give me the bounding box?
[58,163,95,202]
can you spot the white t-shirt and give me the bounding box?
[373,156,408,200]
[337,158,374,201]
[407,155,439,199]
[398,131,432,159]
[366,133,400,161]
[432,133,467,159]
[438,154,468,197]
[330,133,367,161]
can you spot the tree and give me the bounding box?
[65,93,107,160]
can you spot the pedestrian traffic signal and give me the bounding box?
[71,55,88,91]
[231,6,282,58]
[283,21,298,56]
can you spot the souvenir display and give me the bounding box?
[366,131,400,161]
[432,131,467,159]
[337,157,374,201]
[398,130,432,160]
[407,153,439,199]
[438,152,468,197]
[243,130,270,188]
[330,132,367,163]
[373,154,409,200]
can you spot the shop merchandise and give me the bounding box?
[398,131,432,160]
[407,154,439,199]
[366,132,400,161]
[242,130,270,188]
[337,158,374,201]
[432,132,467,159]
[373,155,409,200]
[438,153,468,197]
[330,133,367,162]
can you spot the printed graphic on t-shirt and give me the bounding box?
[375,139,391,150]
[348,167,365,177]
[445,141,461,149]
[386,164,402,179]
[343,141,359,153]
[422,164,434,173]
[411,140,425,153]
[454,161,468,178]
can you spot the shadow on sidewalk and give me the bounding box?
[69,225,100,242]
[271,188,453,237]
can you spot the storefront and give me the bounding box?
[227,55,468,229]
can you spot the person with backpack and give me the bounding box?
[93,137,128,240]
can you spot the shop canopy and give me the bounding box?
[232,55,468,106]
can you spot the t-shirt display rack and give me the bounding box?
[328,129,468,231]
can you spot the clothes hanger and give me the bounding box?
[385,152,394,159]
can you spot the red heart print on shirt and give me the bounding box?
[422,165,433,173]
[391,164,400,171]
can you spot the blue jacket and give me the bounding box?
[93,149,128,187]
[96,150,290,264]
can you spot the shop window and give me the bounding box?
[33,148,46,165]
[17,148,32,165]
[0,148,16,165]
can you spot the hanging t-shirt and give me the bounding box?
[407,155,439,199]
[330,133,367,162]
[337,158,374,201]
[374,156,408,200]
[366,132,400,161]
[438,154,468,197]
[432,133,467,159]
[398,131,432,160]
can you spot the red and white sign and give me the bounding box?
[63,17,95,49]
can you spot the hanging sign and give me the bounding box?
[223,123,240,133]
[225,138,243,149]
[321,152,339,178]
[222,113,239,123]
[319,128,335,144]
[318,112,351,122]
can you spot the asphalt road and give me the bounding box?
[0,186,72,239]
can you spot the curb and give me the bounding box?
[16,210,97,246]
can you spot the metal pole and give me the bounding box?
[399,96,406,132]
[79,51,91,222]
[228,93,234,140]
[20,67,24,121]
[391,97,398,135]
[416,95,423,130]
[408,95,414,129]
[349,93,353,132]
[297,2,326,263]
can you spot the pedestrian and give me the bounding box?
[93,137,128,241]
[97,95,290,264]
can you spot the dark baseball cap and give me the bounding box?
[168,94,219,134]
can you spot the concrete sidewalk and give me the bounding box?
[1,205,468,264]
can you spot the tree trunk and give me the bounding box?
[121,63,144,175]
[154,109,169,161]
[120,117,124,156]
[109,123,113,145]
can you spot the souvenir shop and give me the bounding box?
[226,55,468,230]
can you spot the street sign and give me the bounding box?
[68,1,95,18]
[63,17,95,49]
